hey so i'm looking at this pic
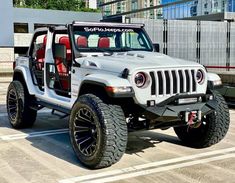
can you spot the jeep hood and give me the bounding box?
[77,51,203,74]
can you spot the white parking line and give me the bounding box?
[82,154,235,183]
[58,147,235,183]
[0,113,8,117]
[0,128,69,141]
[0,109,53,117]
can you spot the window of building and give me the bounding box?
[14,23,29,33]
[34,23,62,30]
[131,0,138,10]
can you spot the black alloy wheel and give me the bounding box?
[73,107,100,157]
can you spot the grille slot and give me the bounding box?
[165,71,170,94]
[172,70,177,93]
[185,70,190,92]
[150,72,156,95]
[150,69,197,96]
[178,70,184,93]
[157,71,163,95]
[191,70,196,91]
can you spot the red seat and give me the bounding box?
[36,35,47,70]
[56,36,72,90]
[77,36,88,48]
[98,37,110,48]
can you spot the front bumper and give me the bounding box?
[141,93,217,123]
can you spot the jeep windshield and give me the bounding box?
[72,26,153,53]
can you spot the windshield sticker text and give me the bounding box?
[84,27,134,33]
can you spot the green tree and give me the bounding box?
[13,0,99,12]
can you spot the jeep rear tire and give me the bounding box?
[7,81,37,128]
[69,94,127,169]
[174,91,230,148]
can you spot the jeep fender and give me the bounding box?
[79,73,132,97]
[13,66,41,95]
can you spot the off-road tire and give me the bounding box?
[69,94,127,169]
[174,91,230,148]
[7,81,37,128]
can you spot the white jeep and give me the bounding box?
[7,21,230,169]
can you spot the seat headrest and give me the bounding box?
[59,36,71,49]
[77,36,88,48]
[98,37,110,48]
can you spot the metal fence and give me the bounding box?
[231,23,235,67]
[130,18,235,71]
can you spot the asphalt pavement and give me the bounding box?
[0,81,235,183]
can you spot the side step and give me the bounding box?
[51,109,69,119]
[36,100,70,114]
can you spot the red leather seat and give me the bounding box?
[36,35,47,70]
[55,36,72,90]
[77,36,88,48]
[98,37,110,48]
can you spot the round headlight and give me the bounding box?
[196,69,204,84]
[135,72,147,88]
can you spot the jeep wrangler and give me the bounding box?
[7,21,230,169]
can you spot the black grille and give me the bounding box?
[150,69,197,96]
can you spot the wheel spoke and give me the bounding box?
[8,106,17,110]
[76,115,92,124]
[78,136,92,146]
[85,141,96,155]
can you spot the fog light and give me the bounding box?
[209,95,214,100]
[178,98,198,104]
[147,100,155,107]
[198,97,202,102]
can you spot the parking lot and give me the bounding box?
[0,80,235,183]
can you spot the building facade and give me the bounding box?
[101,0,162,19]
[100,0,235,21]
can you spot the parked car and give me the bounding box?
[7,21,230,169]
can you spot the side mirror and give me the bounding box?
[153,43,160,52]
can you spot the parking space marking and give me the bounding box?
[81,154,235,183]
[58,147,235,183]
[0,128,68,141]
[0,113,8,117]
[0,109,53,117]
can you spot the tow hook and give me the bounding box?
[185,111,202,128]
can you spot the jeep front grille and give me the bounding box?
[149,69,196,96]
